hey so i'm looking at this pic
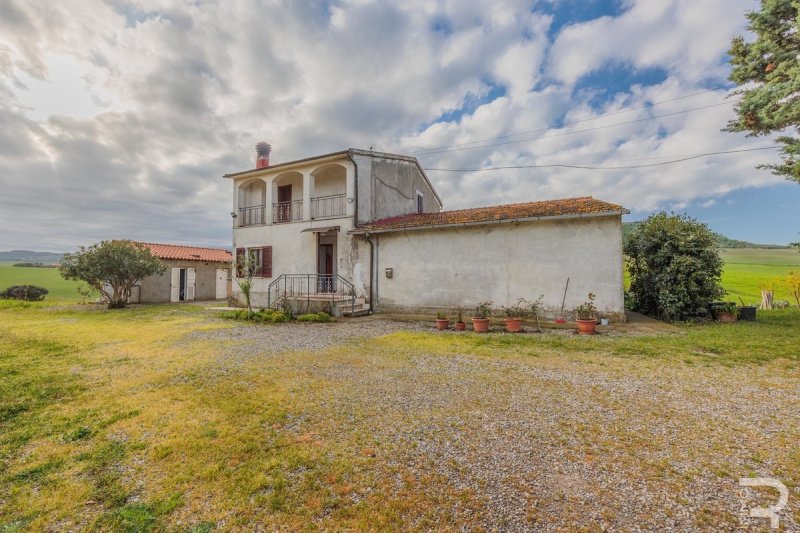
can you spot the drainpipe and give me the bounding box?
[366,233,375,313]
[347,153,359,225]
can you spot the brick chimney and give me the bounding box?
[255,142,272,169]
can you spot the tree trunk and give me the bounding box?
[760,290,773,310]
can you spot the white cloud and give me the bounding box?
[0,0,785,251]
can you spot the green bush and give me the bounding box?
[624,212,724,321]
[295,312,333,323]
[0,285,49,301]
[219,309,289,324]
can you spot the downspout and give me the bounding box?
[366,234,375,313]
[347,153,359,225]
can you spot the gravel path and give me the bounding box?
[180,318,799,531]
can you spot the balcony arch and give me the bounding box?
[272,171,304,223]
[310,163,347,219]
[237,178,267,226]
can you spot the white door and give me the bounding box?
[215,269,228,299]
[186,268,196,301]
[170,268,180,302]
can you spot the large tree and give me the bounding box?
[60,240,165,309]
[624,213,725,321]
[726,0,800,182]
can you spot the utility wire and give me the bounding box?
[422,146,779,172]
[412,86,729,155]
[414,101,736,155]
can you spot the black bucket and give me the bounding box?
[739,306,757,322]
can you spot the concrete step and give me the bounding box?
[340,302,371,317]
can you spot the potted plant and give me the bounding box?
[435,311,449,330]
[501,298,528,333]
[472,301,492,333]
[715,302,738,323]
[454,307,466,331]
[574,293,598,335]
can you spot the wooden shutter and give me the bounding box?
[186,268,196,300]
[262,246,272,278]
[170,268,180,302]
[235,248,244,277]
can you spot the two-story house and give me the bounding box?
[225,144,629,320]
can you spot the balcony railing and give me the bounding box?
[310,194,346,219]
[238,205,266,227]
[273,200,303,224]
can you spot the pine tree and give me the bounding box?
[726,0,800,183]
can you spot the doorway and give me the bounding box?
[277,184,292,222]
[215,268,229,299]
[170,267,196,302]
[317,232,336,293]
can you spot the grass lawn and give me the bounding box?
[0,301,798,530]
[719,248,800,305]
[0,261,91,302]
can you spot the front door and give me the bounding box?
[317,243,334,293]
[277,184,292,222]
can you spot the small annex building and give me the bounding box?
[128,242,232,303]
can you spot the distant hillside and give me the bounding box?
[0,250,63,262]
[622,222,789,249]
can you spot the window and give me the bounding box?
[416,192,424,214]
[235,246,272,278]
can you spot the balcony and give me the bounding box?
[273,200,303,224]
[310,194,346,219]
[239,205,266,227]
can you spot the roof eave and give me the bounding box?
[348,209,629,235]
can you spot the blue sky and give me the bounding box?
[0,0,797,249]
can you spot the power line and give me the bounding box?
[412,86,730,155]
[414,101,736,155]
[422,146,779,172]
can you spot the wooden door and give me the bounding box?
[186,268,196,301]
[215,269,229,299]
[277,185,292,222]
[317,244,334,292]
[170,268,180,302]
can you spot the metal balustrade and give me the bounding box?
[310,194,346,219]
[267,274,356,314]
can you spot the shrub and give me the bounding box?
[473,301,492,319]
[0,285,49,301]
[219,309,290,324]
[295,312,333,323]
[624,212,724,321]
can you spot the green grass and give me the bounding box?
[720,248,800,304]
[0,261,90,303]
[0,301,798,529]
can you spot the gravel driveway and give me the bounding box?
[181,318,800,531]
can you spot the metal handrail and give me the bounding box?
[238,204,266,226]
[310,193,346,219]
[267,273,356,314]
[272,200,303,223]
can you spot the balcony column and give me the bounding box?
[263,177,273,225]
[345,163,355,217]
[302,170,313,220]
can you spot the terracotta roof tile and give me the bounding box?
[134,242,232,262]
[354,196,626,233]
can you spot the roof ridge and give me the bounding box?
[134,241,230,252]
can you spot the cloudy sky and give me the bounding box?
[1,0,799,251]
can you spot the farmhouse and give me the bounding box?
[225,145,629,320]
[127,242,232,303]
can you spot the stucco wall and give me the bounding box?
[367,215,625,320]
[232,217,365,308]
[138,260,227,303]
[353,154,440,224]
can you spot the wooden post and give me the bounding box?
[760,290,774,310]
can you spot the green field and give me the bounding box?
[0,261,89,302]
[719,248,800,304]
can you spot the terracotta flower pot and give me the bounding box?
[576,318,597,335]
[504,318,523,333]
[454,321,466,331]
[716,312,738,323]
[435,319,449,330]
[472,317,490,333]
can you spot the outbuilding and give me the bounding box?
[128,242,232,303]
